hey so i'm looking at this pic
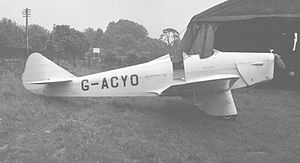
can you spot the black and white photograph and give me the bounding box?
[0,0,299,162]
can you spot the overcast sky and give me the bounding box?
[0,0,226,38]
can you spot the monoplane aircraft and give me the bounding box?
[22,50,286,119]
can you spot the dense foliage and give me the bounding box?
[28,24,49,52]
[0,18,170,66]
[0,18,25,48]
[159,28,180,46]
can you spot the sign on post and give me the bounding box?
[93,48,100,54]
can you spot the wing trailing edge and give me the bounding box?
[159,74,239,96]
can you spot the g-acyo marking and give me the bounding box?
[81,74,139,91]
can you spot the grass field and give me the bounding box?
[0,61,299,163]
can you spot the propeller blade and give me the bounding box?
[274,54,287,69]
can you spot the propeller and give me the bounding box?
[270,49,287,69]
[274,53,287,69]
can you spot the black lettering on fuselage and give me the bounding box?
[130,74,138,86]
[102,77,109,89]
[121,75,128,87]
[111,76,119,88]
[82,75,138,91]
[81,79,89,91]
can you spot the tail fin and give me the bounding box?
[22,53,75,84]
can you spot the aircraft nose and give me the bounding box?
[234,52,275,86]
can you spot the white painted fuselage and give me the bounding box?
[23,51,274,98]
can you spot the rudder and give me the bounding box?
[22,53,75,84]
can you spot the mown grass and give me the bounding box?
[0,61,299,163]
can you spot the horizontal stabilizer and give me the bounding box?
[26,78,73,84]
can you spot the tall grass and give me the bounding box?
[0,61,299,162]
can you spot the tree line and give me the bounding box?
[0,17,180,67]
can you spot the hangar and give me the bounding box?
[178,0,300,89]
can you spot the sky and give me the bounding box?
[0,0,226,38]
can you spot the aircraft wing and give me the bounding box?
[160,74,239,97]
[157,74,240,116]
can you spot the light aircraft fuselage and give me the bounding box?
[22,51,275,117]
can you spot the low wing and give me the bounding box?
[157,74,239,116]
[160,74,239,97]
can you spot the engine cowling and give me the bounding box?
[234,52,275,86]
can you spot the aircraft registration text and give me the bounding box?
[81,74,139,91]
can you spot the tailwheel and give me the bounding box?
[223,115,237,120]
